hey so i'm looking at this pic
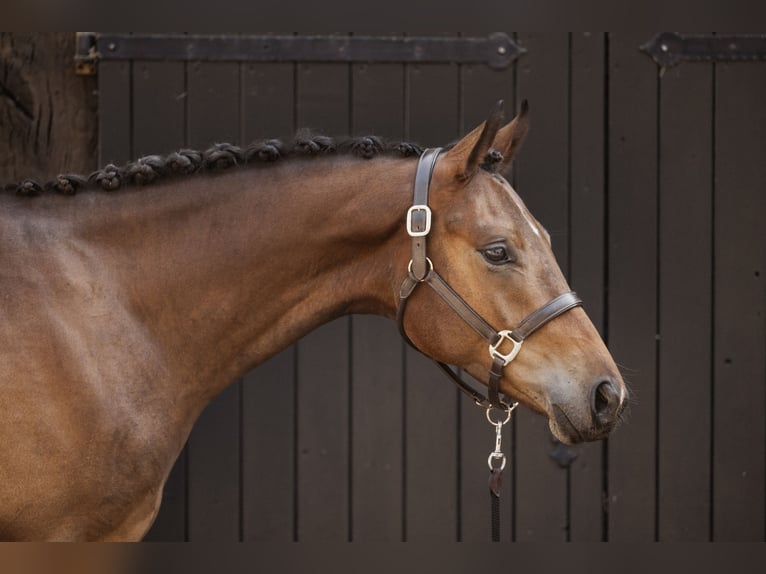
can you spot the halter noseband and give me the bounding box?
[396,147,583,411]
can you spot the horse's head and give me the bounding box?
[401,102,626,444]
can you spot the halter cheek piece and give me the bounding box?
[396,147,584,411]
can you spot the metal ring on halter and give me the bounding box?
[486,402,517,426]
[407,257,433,280]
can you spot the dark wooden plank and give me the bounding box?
[350,317,403,540]
[241,39,295,140]
[351,52,404,137]
[130,59,188,542]
[296,319,350,541]
[97,60,131,166]
[131,61,186,157]
[458,50,515,541]
[185,61,242,541]
[513,32,570,542]
[713,61,766,541]
[295,54,351,540]
[606,32,658,541]
[0,34,97,183]
[568,32,607,542]
[657,60,713,541]
[241,350,296,541]
[186,384,241,541]
[240,48,297,542]
[295,60,349,137]
[404,43,460,540]
[350,50,405,541]
[186,62,241,147]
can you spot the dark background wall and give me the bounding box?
[1,33,764,542]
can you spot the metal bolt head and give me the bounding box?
[660,43,668,52]
[497,45,507,55]
[108,42,117,52]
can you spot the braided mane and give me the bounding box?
[3,133,425,197]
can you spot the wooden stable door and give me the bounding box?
[95,33,765,541]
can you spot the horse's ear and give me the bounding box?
[493,99,530,171]
[444,100,506,181]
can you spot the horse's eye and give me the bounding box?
[481,244,514,265]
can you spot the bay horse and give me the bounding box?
[0,102,626,540]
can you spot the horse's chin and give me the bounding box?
[548,403,618,444]
[548,405,586,445]
[548,419,585,444]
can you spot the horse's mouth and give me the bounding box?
[550,403,619,444]
[550,404,585,444]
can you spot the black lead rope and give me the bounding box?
[486,403,515,541]
[397,148,583,541]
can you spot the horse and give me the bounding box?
[0,101,626,540]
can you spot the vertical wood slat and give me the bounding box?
[606,32,659,541]
[404,49,460,540]
[97,61,131,166]
[241,48,295,140]
[457,58,515,541]
[350,51,406,541]
[568,31,607,541]
[657,60,713,541]
[240,50,297,542]
[713,62,766,541]
[513,32,570,542]
[132,60,188,542]
[185,61,242,541]
[131,62,186,157]
[294,53,351,541]
[349,317,404,541]
[241,353,296,541]
[295,319,349,541]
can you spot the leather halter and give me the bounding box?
[396,147,584,411]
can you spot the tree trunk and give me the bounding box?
[0,33,97,184]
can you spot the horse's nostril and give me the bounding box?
[595,383,610,413]
[591,380,619,425]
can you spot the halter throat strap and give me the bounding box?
[396,148,583,410]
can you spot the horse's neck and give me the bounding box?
[80,156,415,399]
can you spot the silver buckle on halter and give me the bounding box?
[489,330,523,366]
[406,205,432,237]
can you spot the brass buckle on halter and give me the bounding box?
[489,330,523,366]
[406,205,432,237]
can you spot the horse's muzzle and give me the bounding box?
[550,377,626,444]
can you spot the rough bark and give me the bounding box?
[0,33,97,184]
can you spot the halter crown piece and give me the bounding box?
[395,148,584,542]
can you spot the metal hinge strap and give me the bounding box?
[642,32,766,68]
[74,33,525,75]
